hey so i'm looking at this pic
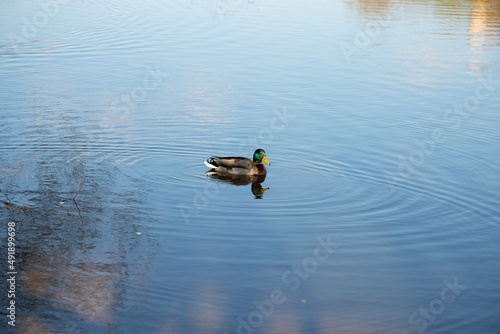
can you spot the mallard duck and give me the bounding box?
[204,149,270,176]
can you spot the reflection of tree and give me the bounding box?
[347,0,500,35]
[346,0,500,70]
[468,0,500,70]
[1,159,53,224]
[1,156,156,332]
[345,0,399,18]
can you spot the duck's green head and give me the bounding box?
[253,149,270,165]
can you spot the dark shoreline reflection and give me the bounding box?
[204,171,269,199]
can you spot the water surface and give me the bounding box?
[1,0,499,333]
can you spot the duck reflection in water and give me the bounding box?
[204,149,270,199]
[204,172,269,199]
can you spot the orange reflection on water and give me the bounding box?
[468,0,500,70]
[468,0,500,45]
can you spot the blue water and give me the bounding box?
[1,0,499,333]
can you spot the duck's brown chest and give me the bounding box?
[254,164,267,175]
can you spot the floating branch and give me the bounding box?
[73,179,86,200]
[0,159,52,177]
[72,179,86,225]
[0,159,52,197]
[18,199,29,212]
[73,198,84,225]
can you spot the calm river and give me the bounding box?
[1,0,499,333]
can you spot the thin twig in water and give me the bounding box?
[17,199,29,213]
[73,199,84,225]
[72,179,85,225]
[0,159,52,197]
[73,179,85,200]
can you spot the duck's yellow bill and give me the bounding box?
[262,156,270,165]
